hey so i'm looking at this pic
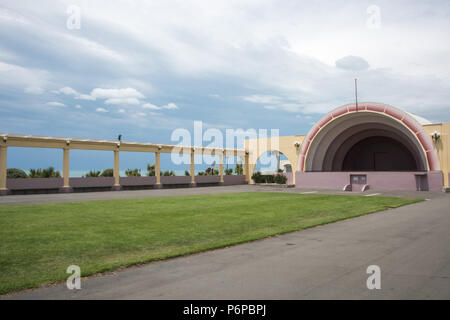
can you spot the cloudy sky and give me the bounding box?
[1,0,450,172]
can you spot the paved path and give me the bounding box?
[0,184,444,205]
[5,192,450,299]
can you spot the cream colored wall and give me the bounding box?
[245,135,305,184]
[423,123,450,187]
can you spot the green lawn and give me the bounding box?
[0,192,422,295]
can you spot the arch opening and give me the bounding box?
[303,110,430,172]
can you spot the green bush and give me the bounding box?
[147,164,155,176]
[162,170,175,176]
[274,173,287,184]
[125,169,141,177]
[234,163,243,175]
[225,168,233,175]
[7,168,28,178]
[251,171,287,184]
[184,170,190,176]
[28,167,61,178]
[84,170,101,178]
[101,168,114,177]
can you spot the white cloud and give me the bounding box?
[105,97,141,105]
[90,88,144,100]
[161,103,178,110]
[46,101,66,107]
[142,103,160,110]
[0,61,49,95]
[24,86,44,95]
[96,107,108,113]
[243,95,283,104]
[75,104,82,109]
[335,55,370,71]
[59,87,96,100]
[142,102,179,110]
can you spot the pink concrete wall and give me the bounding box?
[7,178,63,190]
[283,173,294,185]
[295,171,444,191]
[195,175,221,183]
[428,171,445,191]
[6,175,247,190]
[222,175,246,186]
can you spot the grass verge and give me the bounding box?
[0,192,422,294]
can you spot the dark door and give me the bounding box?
[350,174,367,187]
[415,175,428,191]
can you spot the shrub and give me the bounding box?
[125,169,141,177]
[274,173,287,184]
[28,167,61,178]
[184,170,190,176]
[225,168,233,175]
[251,171,286,184]
[101,168,114,177]
[162,170,175,176]
[234,163,243,175]
[84,170,101,177]
[7,168,28,178]
[147,164,155,176]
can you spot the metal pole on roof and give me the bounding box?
[355,78,358,112]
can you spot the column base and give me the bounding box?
[59,187,73,193]
[0,189,9,196]
[219,181,224,186]
[154,183,163,189]
[190,182,197,187]
[112,185,122,191]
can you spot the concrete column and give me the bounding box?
[0,146,7,195]
[219,151,224,184]
[190,149,196,185]
[244,152,250,182]
[61,148,72,192]
[113,149,121,190]
[155,151,161,185]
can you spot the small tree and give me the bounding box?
[7,168,28,178]
[101,168,114,177]
[274,173,287,184]
[225,168,233,175]
[28,168,43,178]
[29,167,60,178]
[147,164,155,176]
[125,169,141,177]
[234,163,243,175]
[185,170,190,176]
[84,170,101,177]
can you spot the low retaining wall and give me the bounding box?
[5,175,247,195]
[295,171,444,192]
[283,173,294,185]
